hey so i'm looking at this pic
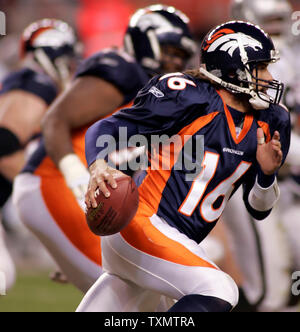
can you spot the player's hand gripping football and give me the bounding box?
[256,128,283,176]
[85,159,124,209]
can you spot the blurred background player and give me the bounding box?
[0,18,79,291]
[13,4,197,303]
[219,0,299,312]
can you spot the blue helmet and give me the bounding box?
[124,4,197,75]
[200,21,284,109]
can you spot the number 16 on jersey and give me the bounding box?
[179,151,251,222]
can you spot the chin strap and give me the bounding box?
[249,93,270,110]
[199,67,271,110]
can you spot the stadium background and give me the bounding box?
[0,0,299,312]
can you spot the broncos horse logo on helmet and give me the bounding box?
[200,21,284,110]
[124,4,197,75]
[205,30,263,57]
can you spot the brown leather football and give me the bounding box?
[85,175,139,236]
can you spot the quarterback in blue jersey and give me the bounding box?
[80,21,291,312]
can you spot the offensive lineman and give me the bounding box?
[222,0,299,311]
[0,18,79,291]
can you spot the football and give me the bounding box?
[85,175,139,236]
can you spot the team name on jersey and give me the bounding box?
[222,147,244,156]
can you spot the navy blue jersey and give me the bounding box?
[85,72,291,243]
[0,67,57,206]
[75,49,149,105]
[0,68,57,105]
[22,49,150,175]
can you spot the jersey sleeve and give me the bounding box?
[0,68,58,105]
[75,50,149,105]
[85,115,139,167]
[271,104,291,166]
[85,73,210,167]
[114,73,210,137]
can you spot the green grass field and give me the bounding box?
[0,271,83,312]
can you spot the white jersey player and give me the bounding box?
[221,0,299,311]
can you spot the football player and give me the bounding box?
[0,18,79,291]
[13,4,196,302]
[79,20,290,312]
[220,0,298,311]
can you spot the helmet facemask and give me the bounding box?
[33,47,79,90]
[242,61,284,108]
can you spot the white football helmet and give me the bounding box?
[230,0,293,49]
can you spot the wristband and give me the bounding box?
[248,176,280,211]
